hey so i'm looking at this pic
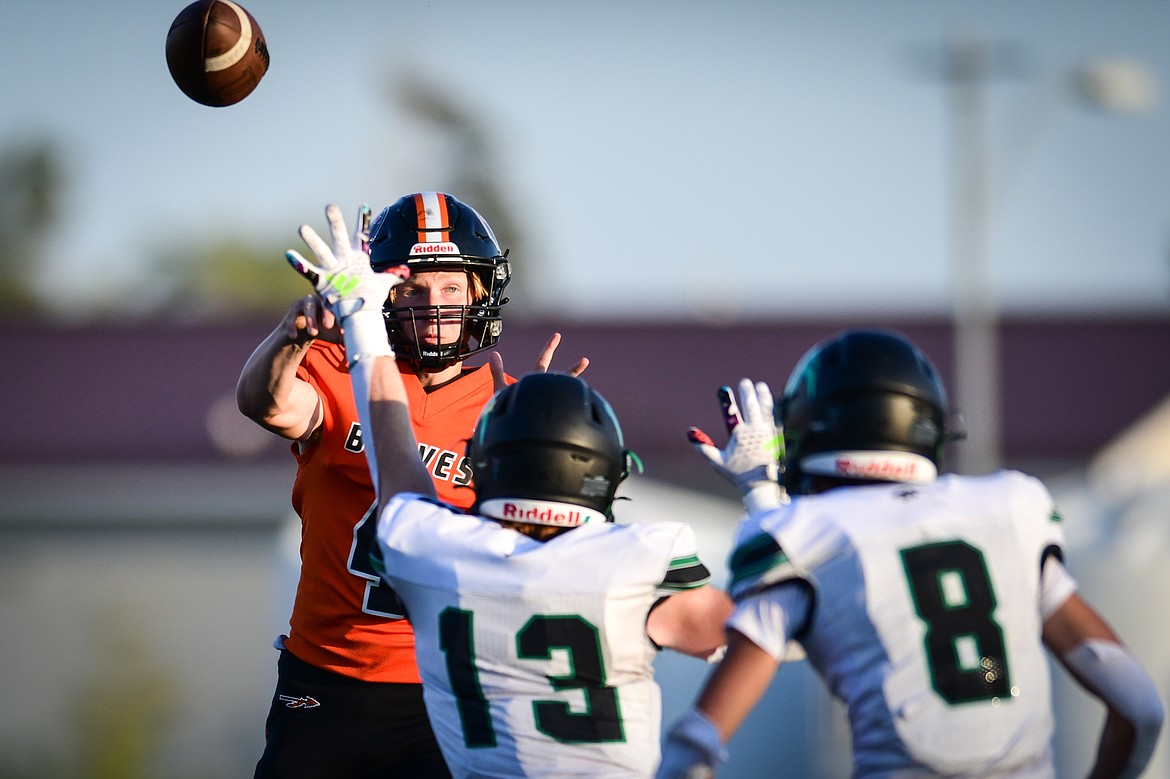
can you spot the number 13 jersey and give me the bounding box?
[727,470,1069,777]
[376,494,713,778]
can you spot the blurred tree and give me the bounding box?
[50,72,537,323]
[0,605,181,779]
[0,140,63,312]
[138,66,534,322]
[146,235,308,320]
[392,75,536,319]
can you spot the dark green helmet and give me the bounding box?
[469,373,631,524]
[779,329,953,494]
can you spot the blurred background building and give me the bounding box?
[2,1,1169,777]
[3,315,1168,778]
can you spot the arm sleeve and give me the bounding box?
[1063,639,1165,779]
[726,581,812,661]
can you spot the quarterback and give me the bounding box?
[238,193,583,777]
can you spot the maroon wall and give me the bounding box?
[5,315,1167,489]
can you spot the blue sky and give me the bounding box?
[2,0,1169,320]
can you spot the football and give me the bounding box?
[166,0,270,107]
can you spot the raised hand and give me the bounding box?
[687,379,786,512]
[489,332,590,394]
[656,708,725,779]
[286,203,408,322]
[533,332,589,377]
[286,203,408,366]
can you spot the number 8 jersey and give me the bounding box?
[375,494,714,778]
[727,470,1070,777]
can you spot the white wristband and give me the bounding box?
[341,309,394,367]
[743,481,786,515]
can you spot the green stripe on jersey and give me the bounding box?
[729,533,789,591]
[661,556,711,591]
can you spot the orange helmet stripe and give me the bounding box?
[414,192,451,242]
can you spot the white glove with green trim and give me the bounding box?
[286,203,408,366]
[687,378,786,513]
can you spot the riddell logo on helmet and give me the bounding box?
[500,502,584,526]
[804,451,936,485]
[410,242,459,255]
[835,457,917,480]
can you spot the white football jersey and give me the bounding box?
[376,494,712,778]
[727,471,1069,777]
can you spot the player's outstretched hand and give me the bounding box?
[656,708,725,779]
[534,332,589,377]
[286,203,408,322]
[687,378,786,512]
[489,352,508,394]
[488,332,590,394]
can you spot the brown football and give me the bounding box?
[166,0,270,107]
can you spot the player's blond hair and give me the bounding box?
[495,520,573,542]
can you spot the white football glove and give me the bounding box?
[687,378,786,513]
[656,708,727,779]
[286,203,408,366]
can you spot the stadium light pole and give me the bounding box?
[931,39,1157,475]
[945,39,999,476]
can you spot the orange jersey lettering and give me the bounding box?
[285,341,511,682]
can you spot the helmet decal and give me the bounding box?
[801,451,937,484]
[410,242,460,255]
[478,498,607,527]
[580,474,614,498]
[413,191,451,241]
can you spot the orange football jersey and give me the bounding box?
[284,340,510,682]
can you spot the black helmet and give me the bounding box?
[369,192,511,368]
[468,373,631,526]
[779,329,952,494]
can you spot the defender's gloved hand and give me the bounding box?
[286,203,408,366]
[687,378,786,513]
[656,708,727,779]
